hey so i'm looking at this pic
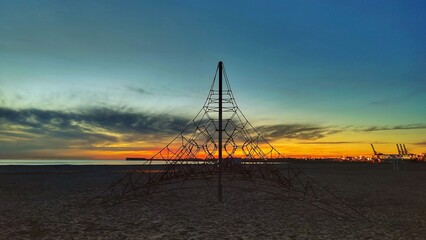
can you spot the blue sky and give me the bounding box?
[0,1,425,158]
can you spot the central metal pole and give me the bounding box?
[218,61,223,202]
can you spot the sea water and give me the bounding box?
[0,159,168,166]
[0,159,287,166]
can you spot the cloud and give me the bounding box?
[357,124,426,132]
[413,141,426,146]
[2,105,423,159]
[256,123,341,140]
[0,107,191,157]
[298,141,359,145]
[0,107,350,158]
[126,86,151,95]
[0,87,5,106]
[370,88,425,105]
[0,107,189,136]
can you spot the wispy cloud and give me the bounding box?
[0,86,5,106]
[126,86,151,95]
[356,124,426,132]
[413,141,426,146]
[257,122,426,140]
[0,107,191,157]
[257,123,342,140]
[0,107,189,136]
[0,107,347,157]
[1,106,424,158]
[370,88,424,105]
[298,141,360,145]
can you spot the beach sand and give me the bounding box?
[1,162,425,239]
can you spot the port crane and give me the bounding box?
[370,143,399,163]
[371,143,421,163]
[396,144,418,160]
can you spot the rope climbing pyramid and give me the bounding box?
[90,61,367,220]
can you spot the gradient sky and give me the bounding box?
[1,0,425,159]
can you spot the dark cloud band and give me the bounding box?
[257,123,342,140]
[1,106,424,158]
[0,107,189,136]
[0,107,191,157]
[357,124,426,132]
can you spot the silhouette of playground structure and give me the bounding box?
[90,61,366,220]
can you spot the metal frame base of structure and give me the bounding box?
[90,159,366,220]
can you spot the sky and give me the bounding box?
[0,0,425,159]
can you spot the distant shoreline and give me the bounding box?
[0,158,424,166]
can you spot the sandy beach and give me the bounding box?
[1,162,425,239]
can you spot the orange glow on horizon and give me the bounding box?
[10,136,424,160]
[3,128,424,160]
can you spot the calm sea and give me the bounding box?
[0,159,168,166]
[0,159,289,166]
